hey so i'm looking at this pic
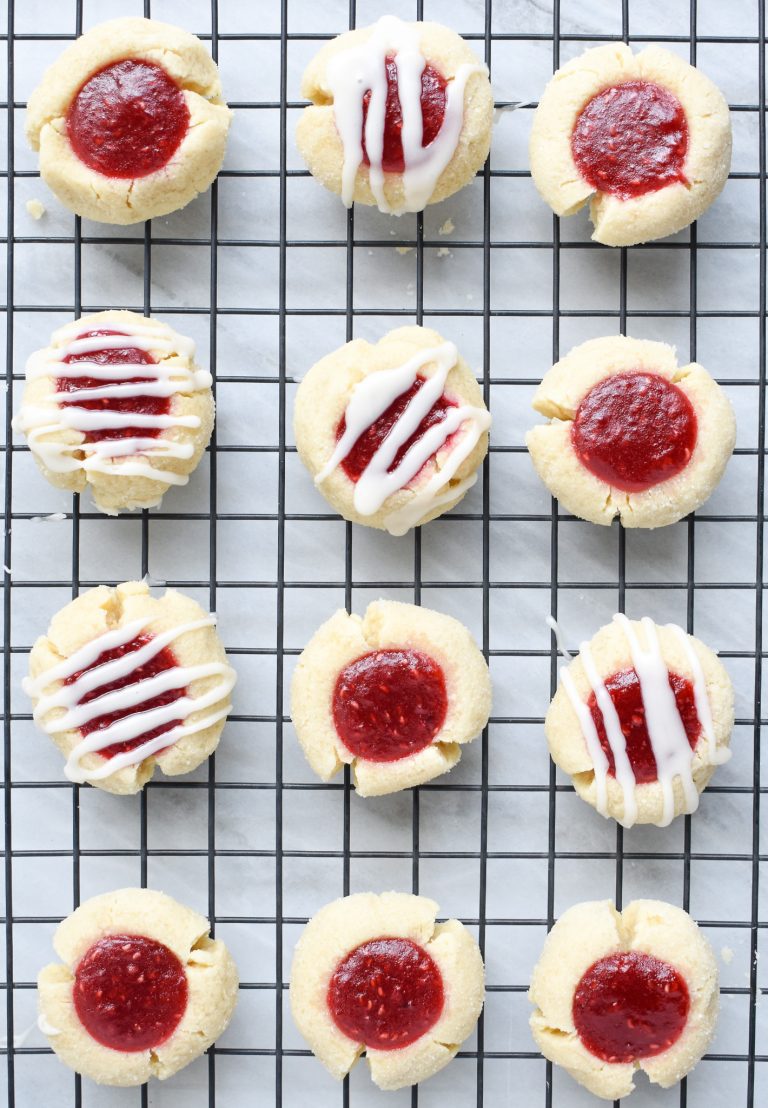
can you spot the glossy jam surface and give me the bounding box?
[571,80,688,200]
[588,668,701,784]
[57,329,170,444]
[328,936,444,1049]
[73,933,188,1052]
[361,55,448,173]
[67,59,190,178]
[572,372,698,493]
[573,950,690,1063]
[64,632,186,760]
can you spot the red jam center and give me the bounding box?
[573,950,690,1063]
[74,933,188,1052]
[65,632,186,761]
[572,372,698,493]
[57,329,169,444]
[588,668,701,784]
[328,937,444,1050]
[361,55,448,173]
[571,80,689,200]
[67,58,190,179]
[332,648,448,763]
[338,375,456,484]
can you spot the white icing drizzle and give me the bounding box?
[23,615,236,783]
[315,342,490,536]
[12,319,212,486]
[327,15,488,214]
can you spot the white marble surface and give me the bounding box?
[2,0,767,1105]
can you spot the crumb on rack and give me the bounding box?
[31,512,67,522]
[439,218,455,236]
[395,245,414,255]
[437,246,452,258]
[721,946,735,964]
[25,198,46,220]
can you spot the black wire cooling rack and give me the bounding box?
[1,0,766,1105]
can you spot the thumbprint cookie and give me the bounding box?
[291,600,491,796]
[24,580,237,795]
[26,18,232,224]
[526,335,736,528]
[296,16,493,214]
[529,899,718,1099]
[290,892,484,1090]
[38,888,238,1086]
[530,44,731,245]
[294,326,490,535]
[13,310,215,515]
[546,614,733,827]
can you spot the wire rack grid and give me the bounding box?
[0,0,766,1105]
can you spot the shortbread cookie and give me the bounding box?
[530,44,731,245]
[529,899,718,1099]
[546,614,733,826]
[291,600,491,796]
[26,17,232,224]
[526,336,735,528]
[13,310,215,514]
[297,16,493,214]
[290,892,484,1090]
[295,326,490,535]
[38,888,238,1086]
[24,581,236,795]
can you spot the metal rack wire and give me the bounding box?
[1,0,765,1104]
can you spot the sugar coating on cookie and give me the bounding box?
[24,581,236,795]
[297,16,493,214]
[13,310,215,514]
[26,17,232,224]
[290,892,484,1090]
[291,600,491,796]
[526,336,736,528]
[38,888,239,1086]
[529,44,731,245]
[294,325,490,535]
[529,899,718,1099]
[546,614,733,827]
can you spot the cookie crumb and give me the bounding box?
[437,246,452,258]
[395,245,414,256]
[721,946,734,964]
[32,512,67,522]
[439,218,455,236]
[25,198,46,220]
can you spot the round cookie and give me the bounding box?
[290,600,491,796]
[13,310,215,514]
[26,17,232,224]
[38,888,238,1086]
[526,335,736,528]
[294,325,491,535]
[24,580,237,795]
[529,44,731,245]
[546,614,733,827]
[529,899,718,1099]
[290,892,484,1090]
[296,15,493,214]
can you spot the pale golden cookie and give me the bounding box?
[24,581,236,795]
[38,888,239,1086]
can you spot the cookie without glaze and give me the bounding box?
[526,336,736,528]
[290,892,484,1090]
[291,600,491,796]
[529,899,718,1099]
[529,44,731,245]
[38,888,238,1086]
[26,18,232,224]
[24,580,236,795]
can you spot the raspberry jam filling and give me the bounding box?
[571,372,698,493]
[67,59,190,179]
[571,80,689,200]
[588,668,701,784]
[64,632,186,760]
[332,648,448,762]
[338,375,456,484]
[573,950,690,1063]
[362,55,448,173]
[57,329,170,444]
[328,937,444,1049]
[74,933,188,1052]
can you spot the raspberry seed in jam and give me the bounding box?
[362,56,447,173]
